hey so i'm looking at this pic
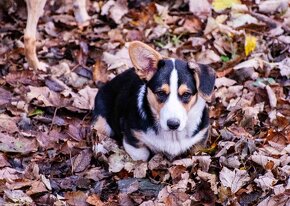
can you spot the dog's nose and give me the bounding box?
[167,118,180,130]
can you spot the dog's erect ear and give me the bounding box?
[188,62,216,101]
[129,41,162,81]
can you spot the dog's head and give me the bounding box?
[129,41,215,131]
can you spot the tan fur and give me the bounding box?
[93,116,110,141]
[178,84,189,96]
[178,84,198,112]
[183,94,197,112]
[161,84,170,94]
[147,88,164,119]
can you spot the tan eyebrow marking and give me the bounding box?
[178,84,190,96]
[160,84,170,94]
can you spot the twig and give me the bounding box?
[249,11,290,33]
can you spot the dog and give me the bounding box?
[92,41,215,161]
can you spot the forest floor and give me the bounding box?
[0,0,290,205]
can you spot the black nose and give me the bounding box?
[167,118,180,130]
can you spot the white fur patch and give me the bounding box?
[137,85,147,119]
[123,139,150,161]
[160,59,187,131]
[138,95,207,157]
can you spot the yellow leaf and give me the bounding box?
[245,34,257,56]
[212,0,241,12]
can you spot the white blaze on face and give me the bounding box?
[160,59,187,131]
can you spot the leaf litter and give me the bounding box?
[0,0,289,205]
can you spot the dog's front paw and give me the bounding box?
[123,139,150,161]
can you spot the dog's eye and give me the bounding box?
[155,91,167,99]
[181,92,192,100]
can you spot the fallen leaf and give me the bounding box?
[0,133,38,154]
[65,191,88,206]
[233,58,261,70]
[195,49,220,64]
[250,152,281,170]
[0,167,22,180]
[215,77,237,88]
[172,158,193,168]
[192,156,212,172]
[258,0,288,14]
[0,114,19,133]
[220,156,241,168]
[26,180,48,195]
[0,153,11,167]
[84,167,110,181]
[133,162,148,178]
[86,194,104,206]
[101,0,128,24]
[108,149,128,173]
[219,167,250,193]
[102,46,132,71]
[212,0,241,12]
[72,149,92,173]
[245,34,257,56]
[254,171,278,191]
[0,88,12,107]
[148,154,169,170]
[26,86,69,108]
[189,0,211,20]
[72,86,98,110]
[118,178,139,194]
[197,170,218,194]
[4,190,33,204]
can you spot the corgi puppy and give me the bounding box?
[92,41,215,161]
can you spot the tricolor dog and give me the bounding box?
[93,41,215,161]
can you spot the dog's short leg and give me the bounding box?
[92,116,112,141]
[123,138,150,161]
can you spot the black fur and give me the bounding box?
[93,59,211,155]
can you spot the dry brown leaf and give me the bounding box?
[197,170,218,194]
[64,191,88,206]
[0,167,22,180]
[254,171,278,192]
[26,86,67,107]
[215,77,237,88]
[192,156,212,172]
[86,194,104,206]
[219,167,250,193]
[102,46,132,71]
[26,180,48,195]
[108,149,129,173]
[72,86,98,110]
[72,149,92,173]
[0,114,19,133]
[4,189,33,204]
[189,0,211,20]
[101,0,128,24]
[133,162,148,178]
[0,133,38,154]
[0,88,12,107]
[258,0,288,14]
[250,153,281,170]
[0,153,11,167]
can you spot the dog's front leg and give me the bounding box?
[24,0,48,71]
[123,138,150,161]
